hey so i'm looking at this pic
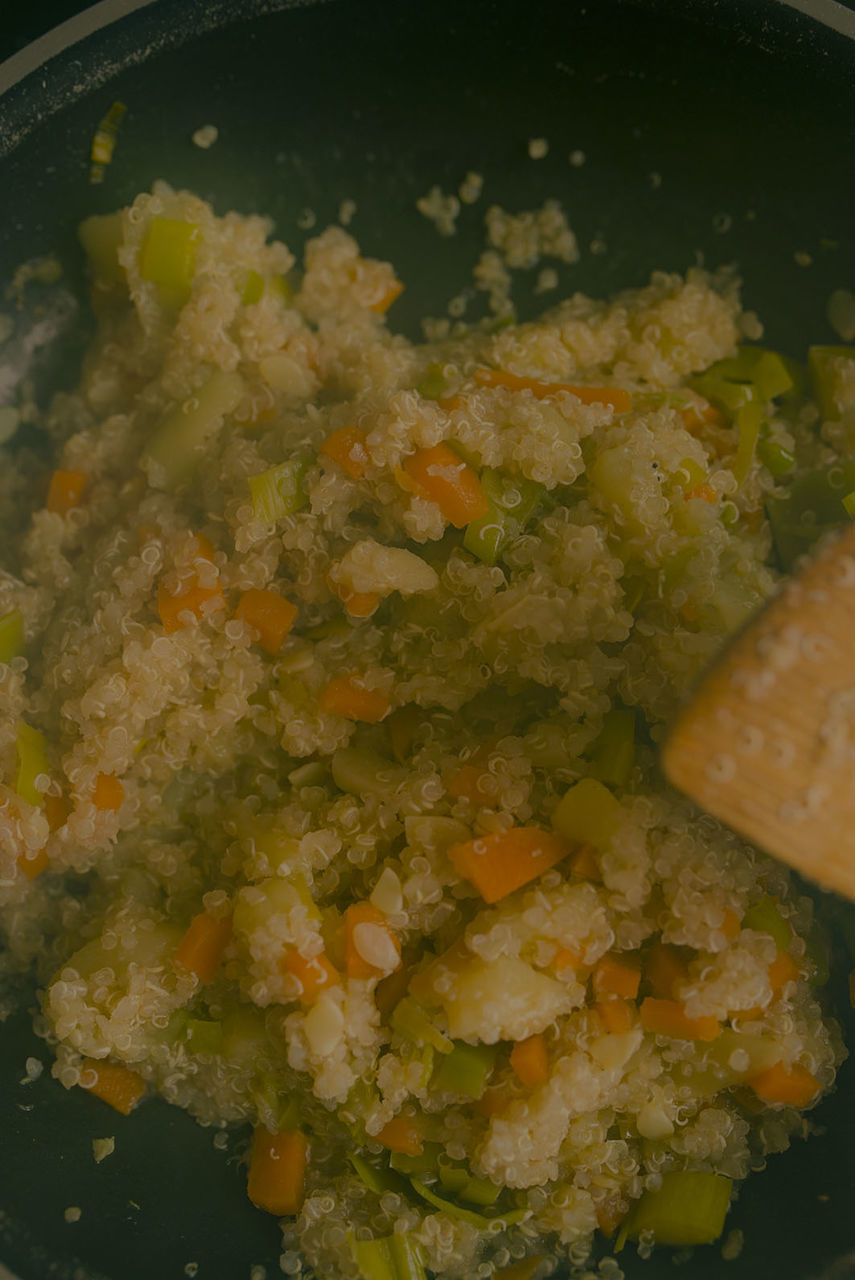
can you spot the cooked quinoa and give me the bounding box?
[0,183,850,1280]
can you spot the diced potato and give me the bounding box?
[439,954,572,1043]
[333,539,439,597]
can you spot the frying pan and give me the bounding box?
[2,2,855,1277]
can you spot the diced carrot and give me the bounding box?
[594,998,634,1034]
[552,945,584,973]
[79,1060,146,1115]
[374,963,411,1019]
[174,911,233,984]
[17,846,50,880]
[474,1084,513,1118]
[748,1061,821,1108]
[43,792,70,831]
[386,704,421,762]
[325,571,380,618]
[437,395,464,412]
[720,908,741,939]
[595,1201,627,1240]
[447,827,571,904]
[566,842,601,881]
[510,1034,549,1087]
[769,950,800,995]
[640,997,721,1042]
[680,398,724,432]
[447,763,493,807]
[684,483,718,504]
[280,948,339,1005]
[592,954,641,1001]
[318,675,390,723]
[645,941,691,1000]
[320,426,369,479]
[235,588,298,655]
[157,580,225,633]
[46,469,88,515]
[473,368,633,414]
[247,1126,308,1215]
[91,773,124,812]
[375,1114,424,1156]
[400,443,489,528]
[370,279,404,314]
[192,535,217,562]
[344,901,401,979]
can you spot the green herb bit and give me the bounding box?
[15,722,49,808]
[617,1171,732,1249]
[349,1231,427,1280]
[416,364,448,400]
[249,456,311,522]
[587,708,636,789]
[409,1177,526,1228]
[348,1153,409,1197]
[730,401,765,485]
[438,1161,503,1207]
[432,1040,497,1099]
[391,997,454,1055]
[709,346,797,401]
[463,468,545,566]
[0,608,25,664]
[756,438,795,477]
[389,1142,445,1177]
[139,217,201,307]
[741,895,792,951]
[143,369,244,489]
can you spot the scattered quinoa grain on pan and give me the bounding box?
[191,124,219,150]
[92,1136,115,1163]
[528,137,549,159]
[0,179,849,1280]
[416,184,461,237]
[64,1207,82,1224]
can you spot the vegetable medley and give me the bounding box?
[0,184,851,1280]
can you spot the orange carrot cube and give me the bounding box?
[236,588,298,655]
[46,469,88,515]
[247,1126,308,1215]
[592,953,641,1001]
[280,949,339,1005]
[320,426,369,479]
[640,996,720,1043]
[375,1114,424,1156]
[318,675,390,723]
[749,1061,821,1108]
[447,827,571,904]
[91,772,124,812]
[174,911,233,984]
[401,443,489,528]
[509,1034,549,1087]
[79,1060,146,1115]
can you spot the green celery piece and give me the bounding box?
[730,401,765,485]
[249,456,311,523]
[586,708,636,789]
[808,345,855,420]
[741,896,791,951]
[416,364,448,400]
[268,275,293,304]
[432,1040,497,1099]
[253,1074,300,1130]
[391,997,454,1055]
[710,347,795,401]
[350,1231,427,1280]
[756,438,795,477]
[690,371,757,414]
[463,468,545,566]
[766,460,855,571]
[0,608,24,663]
[139,217,200,306]
[438,1162,502,1207]
[144,369,244,489]
[617,1171,732,1248]
[240,269,265,305]
[409,1177,526,1228]
[389,1142,445,1176]
[844,491,855,518]
[184,1018,223,1054]
[348,1153,409,1196]
[552,777,621,849]
[15,722,49,808]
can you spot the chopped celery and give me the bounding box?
[618,1171,732,1248]
[552,777,621,849]
[0,608,24,663]
[239,270,292,306]
[139,217,200,306]
[350,1231,426,1280]
[416,364,448,400]
[184,1017,223,1054]
[808,345,855,420]
[249,456,311,522]
[241,270,265,305]
[709,347,796,402]
[766,460,855,571]
[409,1177,526,1228]
[252,1074,300,1130]
[15,722,49,808]
[144,369,244,488]
[438,1162,502,1207]
[586,708,636,789]
[432,1040,497,1099]
[844,491,855,517]
[756,438,795,477]
[463,468,545,566]
[730,401,765,485]
[391,997,454,1055]
[741,896,791,950]
[690,371,757,414]
[389,1142,445,1176]
[348,1153,409,1196]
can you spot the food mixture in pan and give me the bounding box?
[0,185,851,1279]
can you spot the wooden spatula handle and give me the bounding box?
[663,520,855,900]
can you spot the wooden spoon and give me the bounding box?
[662,520,855,901]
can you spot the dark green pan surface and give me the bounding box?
[2,2,855,1276]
